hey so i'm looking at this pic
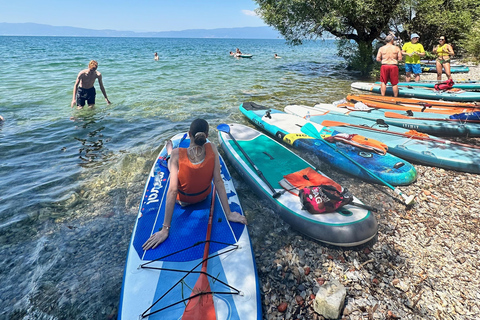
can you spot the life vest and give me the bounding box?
[177,143,215,203]
[404,130,429,137]
[324,133,388,155]
[434,79,454,91]
[280,167,342,196]
[280,167,353,214]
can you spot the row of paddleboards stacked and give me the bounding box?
[352,81,480,101]
[117,116,387,319]
[116,87,480,318]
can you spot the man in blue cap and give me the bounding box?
[402,33,425,82]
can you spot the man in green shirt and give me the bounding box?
[401,33,425,82]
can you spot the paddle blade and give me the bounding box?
[300,122,322,139]
[182,274,216,320]
[320,120,348,127]
[384,112,410,119]
[216,123,230,134]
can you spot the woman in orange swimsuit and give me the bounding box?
[433,36,455,81]
[142,119,247,250]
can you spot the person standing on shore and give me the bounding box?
[402,33,425,82]
[71,60,111,109]
[433,36,455,81]
[376,35,402,97]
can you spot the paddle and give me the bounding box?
[182,184,217,320]
[320,120,480,150]
[384,111,480,123]
[300,122,415,206]
[352,94,479,109]
[217,124,283,198]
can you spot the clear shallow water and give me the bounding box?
[0,36,361,319]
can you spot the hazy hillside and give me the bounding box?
[0,23,283,39]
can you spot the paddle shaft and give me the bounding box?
[320,120,480,150]
[351,95,479,108]
[181,184,217,320]
[384,111,480,123]
[202,185,216,269]
[224,129,281,197]
[301,122,414,205]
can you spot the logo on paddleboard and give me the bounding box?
[146,172,165,205]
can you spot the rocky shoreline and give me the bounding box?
[248,65,480,320]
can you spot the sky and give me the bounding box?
[0,0,267,32]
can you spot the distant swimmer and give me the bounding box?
[236,48,242,55]
[274,53,282,59]
[0,115,4,121]
[71,60,111,109]
[154,52,159,61]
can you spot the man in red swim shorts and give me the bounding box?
[376,35,402,97]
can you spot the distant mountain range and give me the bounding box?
[0,23,283,39]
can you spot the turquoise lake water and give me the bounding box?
[0,36,361,319]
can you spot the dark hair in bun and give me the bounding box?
[190,119,209,146]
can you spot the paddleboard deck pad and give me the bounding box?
[118,133,261,320]
[218,123,378,246]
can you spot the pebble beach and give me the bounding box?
[250,65,480,320]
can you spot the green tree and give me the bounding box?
[406,0,480,56]
[254,0,405,74]
[461,19,480,60]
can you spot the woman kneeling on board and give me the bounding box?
[142,119,247,250]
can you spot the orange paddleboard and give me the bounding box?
[346,95,480,114]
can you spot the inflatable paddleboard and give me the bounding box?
[118,133,261,320]
[319,103,480,137]
[240,102,417,186]
[376,81,480,91]
[218,123,378,246]
[352,82,480,102]
[420,65,469,73]
[346,95,480,114]
[285,104,480,174]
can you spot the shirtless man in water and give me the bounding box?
[71,60,111,109]
[376,35,402,97]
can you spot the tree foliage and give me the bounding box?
[255,0,480,72]
[405,0,480,55]
[254,0,404,74]
[460,19,480,59]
